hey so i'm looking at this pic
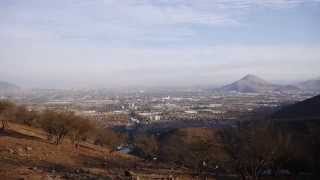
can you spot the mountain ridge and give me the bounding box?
[272,94,320,119]
[0,81,20,92]
[218,74,300,93]
[297,78,320,92]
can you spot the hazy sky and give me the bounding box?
[1,0,320,88]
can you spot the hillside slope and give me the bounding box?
[0,123,201,180]
[297,78,320,92]
[272,94,320,119]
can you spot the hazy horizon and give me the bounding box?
[1,0,320,89]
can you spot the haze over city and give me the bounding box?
[1,0,320,88]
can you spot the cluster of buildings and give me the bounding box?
[2,88,316,128]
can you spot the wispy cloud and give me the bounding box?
[1,0,319,46]
[1,0,320,87]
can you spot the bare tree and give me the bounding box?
[14,105,37,126]
[94,128,128,151]
[39,110,73,145]
[307,123,320,177]
[0,100,15,131]
[220,121,290,180]
[69,117,94,148]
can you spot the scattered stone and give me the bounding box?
[18,153,27,157]
[26,147,32,151]
[17,147,24,152]
[7,148,14,154]
[46,175,55,180]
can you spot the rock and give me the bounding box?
[46,175,54,180]
[7,148,14,154]
[18,153,27,157]
[17,147,24,152]
[26,147,32,151]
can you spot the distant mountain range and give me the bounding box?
[0,81,20,92]
[218,74,300,93]
[272,94,320,119]
[0,76,319,94]
[297,78,320,92]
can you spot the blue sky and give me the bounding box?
[1,0,320,88]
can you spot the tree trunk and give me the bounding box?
[240,172,247,180]
[1,120,8,130]
[1,120,4,130]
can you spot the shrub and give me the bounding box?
[14,105,38,126]
[69,117,94,147]
[159,128,222,172]
[132,134,159,159]
[94,128,128,150]
[219,121,291,180]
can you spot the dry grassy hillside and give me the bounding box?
[0,123,213,180]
